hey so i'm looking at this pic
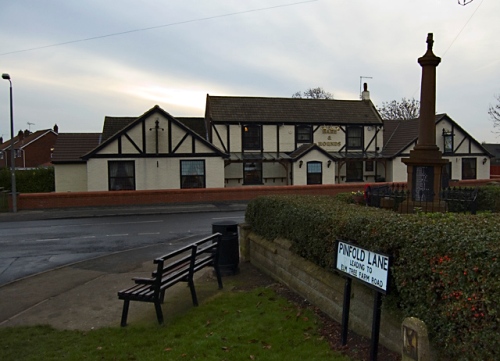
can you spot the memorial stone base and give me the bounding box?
[399,200,447,214]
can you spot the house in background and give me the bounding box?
[481,143,500,176]
[383,114,492,185]
[52,89,491,192]
[54,105,228,192]
[204,88,384,187]
[51,133,102,192]
[0,125,59,169]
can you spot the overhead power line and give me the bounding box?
[0,0,318,57]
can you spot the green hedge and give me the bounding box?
[477,184,500,212]
[0,167,55,193]
[245,195,499,360]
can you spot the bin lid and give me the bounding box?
[212,220,238,226]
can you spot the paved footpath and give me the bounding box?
[0,202,250,330]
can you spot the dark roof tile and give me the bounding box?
[177,117,206,139]
[51,133,101,163]
[102,117,136,142]
[206,96,383,125]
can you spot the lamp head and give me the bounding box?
[2,73,11,80]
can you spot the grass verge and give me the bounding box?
[0,287,352,361]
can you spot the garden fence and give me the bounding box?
[365,184,478,214]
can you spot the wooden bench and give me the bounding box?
[118,233,223,326]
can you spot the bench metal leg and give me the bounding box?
[154,301,164,325]
[188,279,198,306]
[120,300,130,327]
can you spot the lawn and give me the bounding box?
[0,287,352,361]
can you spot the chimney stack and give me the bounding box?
[361,83,370,100]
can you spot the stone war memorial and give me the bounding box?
[402,33,449,212]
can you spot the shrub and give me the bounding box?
[477,184,500,212]
[245,195,499,360]
[0,167,55,193]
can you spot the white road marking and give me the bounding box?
[106,234,129,237]
[138,232,160,235]
[49,220,164,229]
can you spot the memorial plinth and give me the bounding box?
[401,33,449,212]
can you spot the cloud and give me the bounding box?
[0,0,499,143]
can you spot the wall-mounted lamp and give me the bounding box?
[327,160,332,168]
[483,158,487,165]
[299,160,303,168]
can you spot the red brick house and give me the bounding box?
[0,125,59,169]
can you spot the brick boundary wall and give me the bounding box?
[11,179,495,211]
[15,183,372,211]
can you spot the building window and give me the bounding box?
[462,158,476,180]
[307,161,322,185]
[108,161,135,191]
[0,152,3,160]
[347,126,363,150]
[442,162,452,188]
[365,160,374,172]
[443,134,453,153]
[243,162,262,185]
[14,149,22,158]
[346,161,363,182]
[242,125,261,150]
[180,160,205,189]
[296,125,312,143]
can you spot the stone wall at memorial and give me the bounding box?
[239,224,403,354]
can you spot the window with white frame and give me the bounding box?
[242,125,261,150]
[346,161,363,182]
[296,125,313,143]
[108,161,135,190]
[307,161,322,184]
[365,160,374,172]
[243,162,262,185]
[346,126,363,150]
[443,134,453,154]
[462,158,476,180]
[180,160,206,188]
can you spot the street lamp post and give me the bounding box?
[2,73,17,213]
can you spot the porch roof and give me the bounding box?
[228,152,291,162]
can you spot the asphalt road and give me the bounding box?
[0,210,245,286]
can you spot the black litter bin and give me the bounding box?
[212,220,239,275]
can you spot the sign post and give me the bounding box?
[335,240,391,361]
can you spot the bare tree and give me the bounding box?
[292,87,333,99]
[377,97,420,120]
[489,94,500,133]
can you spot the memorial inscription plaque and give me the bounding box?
[412,166,434,202]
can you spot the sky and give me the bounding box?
[1,0,499,143]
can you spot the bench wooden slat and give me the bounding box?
[118,233,224,326]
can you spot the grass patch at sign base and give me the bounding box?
[0,287,352,361]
